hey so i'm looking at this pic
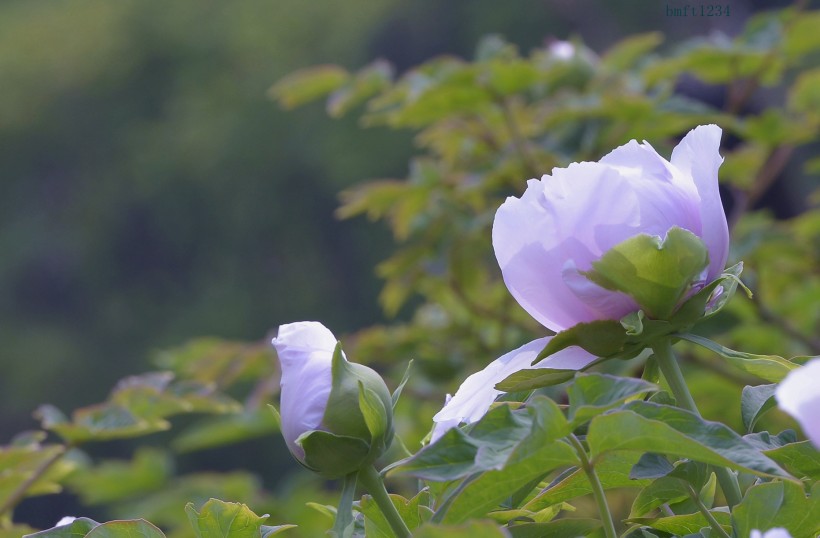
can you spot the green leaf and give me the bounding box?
[535,320,629,361]
[602,32,664,70]
[66,447,171,505]
[359,490,433,536]
[506,518,601,537]
[629,477,689,518]
[587,401,791,479]
[630,453,674,480]
[391,401,543,481]
[784,12,820,58]
[412,521,509,538]
[269,65,350,109]
[678,334,798,382]
[567,373,658,427]
[327,60,393,118]
[583,227,709,320]
[391,360,413,409]
[789,68,820,119]
[495,368,578,392]
[434,400,577,524]
[731,480,820,538]
[23,518,100,537]
[260,526,297,538]
[627,511,730,534]
[35,403,169,444]
[525,452,650,511]
[740,384,777,433]
[84,520,166,538]
[185,498,270,538]
[172,408,280,453]
[764,441,820,480]
[331,473,357,538]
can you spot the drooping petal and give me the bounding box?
[775,358,820,449]
[671,124,729,280]
[272,321,337,459]
[431,337,597,441]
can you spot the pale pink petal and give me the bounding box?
[272,321,337,459]
[431,337,596,441]
[671,124,729,279]
[775,358,820,449]
[493,164,642,331]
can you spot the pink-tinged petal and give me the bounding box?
[272,321,337,459]
[431,337,596,441]
[601,139,702,240]
[775,358,820,449]
[671,124,729,279]
[493,164,642,331]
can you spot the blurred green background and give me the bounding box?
[1,0,813,531]
[1,0,799,430]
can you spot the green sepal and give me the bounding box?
[583,227,710,319]
[321,342,394,463]
[298,430,371,479]
[532,262,750,366]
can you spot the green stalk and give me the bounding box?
[652,338,743,508]
[358,465,411,538]
[685,483,731,538]
[569,434,617,538]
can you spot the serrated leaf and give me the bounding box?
[327,60,393,118]
[587,401,790,479]
[185,498,269,538]
[679,334,798,382]
[35,403,169,443]
[741,384,777,433]
[583,227,709,320]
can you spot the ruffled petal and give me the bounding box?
[431,337,597,441]
[493,164,642,331]
[671,124,729,280]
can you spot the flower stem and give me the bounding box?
[358,465,411,538]
[568,434,617,538]
[685,482,731,538]
[652,338,743,508]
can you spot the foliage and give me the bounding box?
[2,2,820,538]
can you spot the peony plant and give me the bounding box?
[434,124,729,439]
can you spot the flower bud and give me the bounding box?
[272,321,394,478]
